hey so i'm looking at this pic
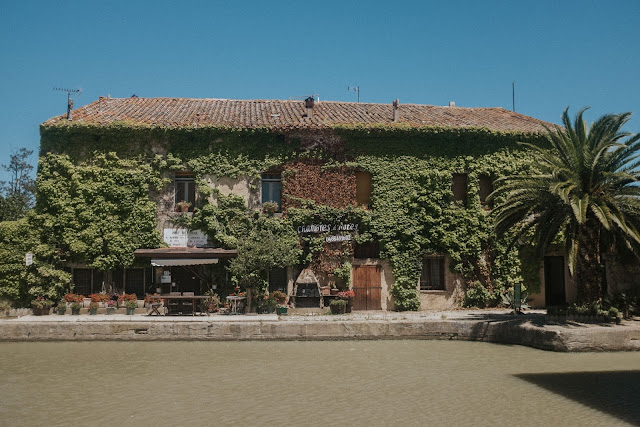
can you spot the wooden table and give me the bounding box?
[152,295,211,316]
[226,296,246,315]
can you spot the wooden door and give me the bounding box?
[544,256,566,306]
[352,265,382,310]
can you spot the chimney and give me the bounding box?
[67,96,74,121]
[392,99,399,122]
[449,101,455,107]
[304,96,315,119]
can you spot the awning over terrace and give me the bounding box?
[134,247,238,266]
[150,259,219,267]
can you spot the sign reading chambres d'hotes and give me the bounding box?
[296,223,359,234]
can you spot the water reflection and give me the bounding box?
[516,371,640,425]
[0,341,638,426]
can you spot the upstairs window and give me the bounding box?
[478,174,493,206]
[452,173,468,205]
[175,173,196,212]
[261,173,282,211]
[355,171,372,208]
[419,257,445,291]
[354,240,380,259]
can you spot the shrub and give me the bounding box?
[329,298,347,314]
[463,282,492,308]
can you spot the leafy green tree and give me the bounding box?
[0,148,35,221]
[490,108,640,303]
[0,215,70,306]
[228,215,301,291]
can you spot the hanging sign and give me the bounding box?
[325,235,352,243]
[25,253,33,266]
[297,223,359,234]
[163,228,209,247]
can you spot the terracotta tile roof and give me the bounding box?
[43,97,554,133]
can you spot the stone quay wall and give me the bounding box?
[1,317,639,352]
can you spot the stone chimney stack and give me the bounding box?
[304,96,315,119]
[392,99,399,122]
[67,97,74,121]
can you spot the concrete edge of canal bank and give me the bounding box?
[1,316,639,352]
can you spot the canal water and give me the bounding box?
[0,340,639,426]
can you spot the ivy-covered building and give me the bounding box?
[40,96,591,310]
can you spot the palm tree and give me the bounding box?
[490,108,640,303]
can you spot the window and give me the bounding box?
[354,240,380,259]
[478,174,493,206]
[452,173,468,204]
[261,173,281,210]
[175,173,196,211]
[355,171,372,207]
[419,257,445,291]
[72,268,104,295]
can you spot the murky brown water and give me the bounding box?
[0,341,638,426]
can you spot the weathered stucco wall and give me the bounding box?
[204,175,259,210]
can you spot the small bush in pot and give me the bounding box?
[70,302,82,315]
[88,302,99,315]
[56,301,67,315]
[329,299,347,315]
[125,299,138,314]
[31,296,53,315]
[106,300,116,314]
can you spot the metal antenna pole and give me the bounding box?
[512,81,515,112]
[348,86,360,103]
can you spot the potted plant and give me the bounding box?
[176,200,191,212]
[70,301,82,315]
[338,290,355,313]
[31,296,53,316]
[204,290,220,313]
[64,292,84,308]
[106,300,116,315]
[330,284,339,296]
[88,301,99,315]
[264,292,277,313]
[56,300,67,315]
[329,299,347,315]
[125,299,138,315]
[276,303,288,316]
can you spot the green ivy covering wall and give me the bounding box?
[38,122,546,310]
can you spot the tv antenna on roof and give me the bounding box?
[54,87,81,120]
[348,85,360,103]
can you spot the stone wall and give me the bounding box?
[1,318,639,352]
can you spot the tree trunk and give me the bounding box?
[575,217,604,303]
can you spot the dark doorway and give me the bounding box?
[171,267,201,294]
[544,256,566,306]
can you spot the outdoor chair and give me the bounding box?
[167,292,181,315]
[181,292,195,315]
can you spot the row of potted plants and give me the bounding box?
[257,290,290,315]
[32,293,140,316]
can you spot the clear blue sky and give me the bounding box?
[1,0,638,180]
